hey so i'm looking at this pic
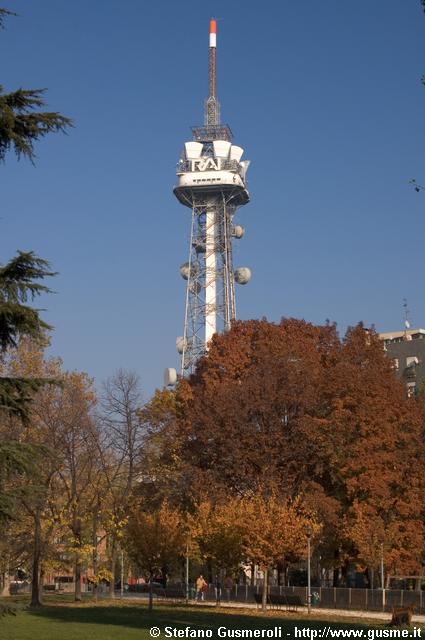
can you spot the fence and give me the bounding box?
[191,584,425,614]
[9,580,425,614]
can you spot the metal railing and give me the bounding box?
[156,583,425,614]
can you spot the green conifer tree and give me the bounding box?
[0,8,72,161]
[0,7,69,530]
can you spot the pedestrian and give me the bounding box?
[224,576,234,601]
[214,574,222,605]
[195,574,207,601]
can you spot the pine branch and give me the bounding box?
[0,441,51,520]
[0,376,56,422]
[0,8,16,29]
[0,303,52,352]
[0,251,57,303]
[0,251,56,352]
[0,86,73,162]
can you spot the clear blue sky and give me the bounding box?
[1,1,425,397]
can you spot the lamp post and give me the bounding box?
[120,549,124,600]
[380,543,385,612]
[306,525,313,614]
[185,540,190,605]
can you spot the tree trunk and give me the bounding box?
[369,567,374,590]
[109,539,116,599]
[250,563,255,587]
[148,570,153,612]
[30,511,42,607]
[74,557,82,601]
[277,562,283,586]
[92,512,99,601]
[0,572,10,597]
[0,555,10,597]
[92,549,98,601]
[261,567,268,612]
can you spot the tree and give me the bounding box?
[0,252,57,533]
[0,441,42,521]
[0,342,100,606]
[0,9,72,162]
[0,251,57,423]
[176,319,425,584]
[46,372,99,602]
[126,500,186,609]
[98,369,145,598]
[238,492,320,611]
[343,501,386,588]
[137,388,188,509]
[188,500,245,576]
[0,6,72,605]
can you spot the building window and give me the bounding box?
[392,358,399,370]
[406,356,419,367]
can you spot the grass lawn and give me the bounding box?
[0,599,399,640]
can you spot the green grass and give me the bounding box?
[0,600,398,640]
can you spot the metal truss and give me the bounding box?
[180,190,238,374]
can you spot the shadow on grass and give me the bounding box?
[27,603,376,632]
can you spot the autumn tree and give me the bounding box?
[98,369,145,597]
[0,341,100,606]
[137,388,189,509]
[44,372,99,602]
[177,319,425,584]
[0,341,63,606]
[238,492,319,610]
[126,500,186,609]
[188,500,245,577]
[343,501,386,588]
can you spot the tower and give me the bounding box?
[173,19,251,376]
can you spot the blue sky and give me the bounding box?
[1,1,425,397]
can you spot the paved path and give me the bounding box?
[199,601,425,624]
[122,594,425,625]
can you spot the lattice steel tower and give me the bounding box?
[173,18,251,375]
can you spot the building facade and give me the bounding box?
[379,328,425,397]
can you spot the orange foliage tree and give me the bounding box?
[176,319,425,583]
[126,500,186,581]
[238,492,320,609]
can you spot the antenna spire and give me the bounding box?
[206,18,220,126]
[403,298,411,339]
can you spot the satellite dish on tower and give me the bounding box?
[234,267,251,285]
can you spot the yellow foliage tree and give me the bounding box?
[188,499,245,573]
[127,500,185,572]
[238,492,321,610]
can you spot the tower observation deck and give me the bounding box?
[171,18,251,377]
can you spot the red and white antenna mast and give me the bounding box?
[206,18,220,126]
[167,18,251,380]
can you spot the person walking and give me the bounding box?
[195,574,207,601]
[214,574,222,605]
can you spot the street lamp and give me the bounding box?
[120,549,124,600]
[380,542,385,612]
[185,540,190,605]
[306,525,313,614]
